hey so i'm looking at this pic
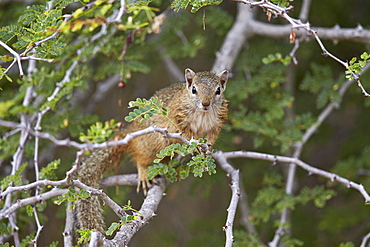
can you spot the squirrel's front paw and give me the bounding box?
[137,166,151,195]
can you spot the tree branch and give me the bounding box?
[63,201,74,247]
[0,188,68,220]
[87,177,168,246]
[0,41,24,77]
[298,0,312,22]
[212,151,241,247]
[360,232,370,247]
[220,150,370,202]
[269,51,370,247]
[0,174,144,222]
[236,0,370,97]
[212,3,254,73]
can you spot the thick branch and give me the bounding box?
[0,174,140,221]
[88,177,167,246]
[248,22,370,44]
[212,3,254,73]
[0,188,68,220]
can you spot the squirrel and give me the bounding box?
[76,68,229,233]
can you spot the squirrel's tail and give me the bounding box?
[76,132,127,233]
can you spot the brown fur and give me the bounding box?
[76,68,229,232]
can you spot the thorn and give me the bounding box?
[333,24,340,30]
[272,155,278,166]
[286,5,294,12]
[356,24,364,31]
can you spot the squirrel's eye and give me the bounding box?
[215,87,221,95]
[192,86,197,94]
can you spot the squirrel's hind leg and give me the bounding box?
[136,165,151,195]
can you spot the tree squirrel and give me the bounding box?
[76,68,229,233]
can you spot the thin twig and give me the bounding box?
[0,41,24,77]
[221,151,370,202]
[360,232,370,247]
[236,0,370,97]
[31,206,44,246]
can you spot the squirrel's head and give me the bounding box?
[185,68,228,111]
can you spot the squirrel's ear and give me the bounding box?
[185,68,196,87]
[218,70,229,89]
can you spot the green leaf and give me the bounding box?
[270,0,293,8]
[1,163,27,190]
[338,242,355,247]
[171,0,223,12]
[47,241,59,247]
[79,119,117,143]
[39,159,60,181]
[76,229,91,244]
[106,222,120,236]
[0,100,15,118]
[147,163,169,180]
[0,55,14,62]
[0,222,13,236]
[125,97,179,127]
[54,188,90,206]
[262,53,291,66]
[26,205,34,217]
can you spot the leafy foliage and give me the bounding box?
[171,0,223,13]
[0,243,12,247]
[125,97,171,123]
[300,63,342,109]
[106,200,143,236]
[79,119,118,143]
[198,7,233,35]
[250,173,336,224]
[76,229,92,245]
[54,188,90,210]
[271,0,293,8]
[0,163,27,190]
[0,221,13,236]
[147,140,217,182]
[234,230,266,247]
[39,159,60,181]
[346,52,370,80]
[338,243,355,247]
[151,11,206,59]
[226,53,316,152]
[262,52,292,66]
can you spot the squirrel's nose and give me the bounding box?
[202,101,210,107]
